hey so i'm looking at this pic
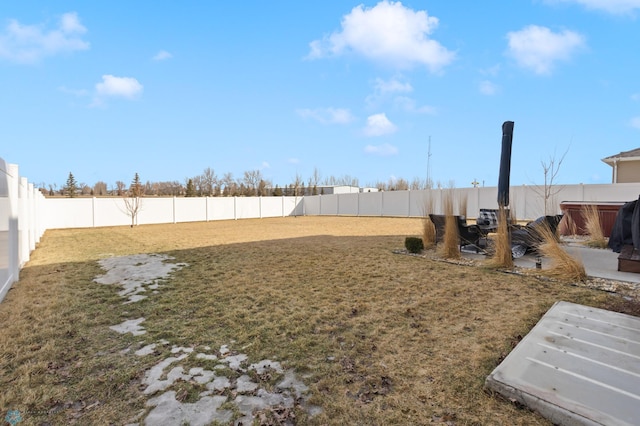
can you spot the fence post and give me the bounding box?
[173,196,177,224]
[92,196,96,227]
[234,196,237,220]
[8,164,19,284]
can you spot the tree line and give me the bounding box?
[46,167,437,198]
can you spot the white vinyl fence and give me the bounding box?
[1,158,46,303]
[43,195,305,229]
[304,183,640,220]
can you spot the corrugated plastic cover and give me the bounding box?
[486,301,640,426]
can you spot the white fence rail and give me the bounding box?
[1,159,46,303]
[43,195,305,229]
[3,153,640,303]
[304,183,640,220]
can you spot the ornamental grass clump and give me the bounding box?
[441,190,460,259]
[537,223,587,282]
[486,207,513,269]
[558,213,577,236]
[581,204,608,249]
[421,197,436,249]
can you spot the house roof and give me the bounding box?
[601,148,640,166]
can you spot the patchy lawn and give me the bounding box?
[1,217,637,425]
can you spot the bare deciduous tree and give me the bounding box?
[243,169,263,196]
[93,181,108,196]
[201,167,217,196]
[532,148,569,215]
[123,173,144,227]
[115,180,126,196]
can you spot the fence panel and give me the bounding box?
[359,192,382,216]
[175,197,208,223]
[44,198,95,229]
[236,197,260,219]
[319,195,338,215]
[381,191,410,217]
[337,193,358,215]
[93,198,131,227]
[260,197,284,218]
[136,198,175,225]
[206,197,234,221]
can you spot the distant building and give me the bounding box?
[602,148,640,183]
[266,185,378,196]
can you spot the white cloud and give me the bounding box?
[260,161,271,170]
[479,80,499,95]
[630,116,640,129]
[95,75,143,99]
[480,64,501,77]
[58,85,89,97]
[153,50,172,61]
[364,113,397,136]
[307,0,455,72]
[506,25,585,75]
[364,143,399,156]
[0,12,89,63]
[296,107,354,124]
[545,0,640,14]
[632,93,640,101]
[287,158,300,164]
[393,96,436,114]
[366,76,414,108]
[373,77,413,95]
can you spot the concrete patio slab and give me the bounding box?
[486,301,640,426]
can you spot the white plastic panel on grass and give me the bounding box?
[486,301,640,426]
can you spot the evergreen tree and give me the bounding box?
[65,172,78,198]
[185,179,196,197]
[130,173,144,197]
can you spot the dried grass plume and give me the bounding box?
[441,190,460,259]
[421,195,436,249]
[581,204,607,249]
[486,207,513,269]
[537,223,587,282]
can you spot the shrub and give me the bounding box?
[405,237,424,254]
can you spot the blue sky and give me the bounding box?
[1,0,640,190]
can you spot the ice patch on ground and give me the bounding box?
[110,318,146,336]
[94,254,187,304]
[138,344,321,425]
[135,343,156,356]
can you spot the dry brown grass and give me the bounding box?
[486,207,513,269]
[0,216,630,425]
[581,205,608,248]
[537,224,587,283]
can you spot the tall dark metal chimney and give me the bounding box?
[497,121,514,207]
